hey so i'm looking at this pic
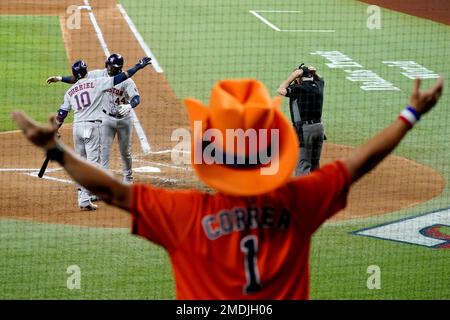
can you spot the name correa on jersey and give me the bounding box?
[353,207,450,249]
[202,206,291,240]
[68,82,95,97]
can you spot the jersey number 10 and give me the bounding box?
[74,92,92,110]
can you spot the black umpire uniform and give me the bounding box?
[285,72,325,176]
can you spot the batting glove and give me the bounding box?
[136,57,152,69]
[47,76,62,84]
[118,104,132,117]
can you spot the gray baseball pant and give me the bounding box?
[100,114,133,182]
[73,121,101,206]
[295,122,324,176]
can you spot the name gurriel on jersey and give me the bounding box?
[68,82,95,97]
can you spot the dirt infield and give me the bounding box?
[359,0,450,25]
[0,0,445,228]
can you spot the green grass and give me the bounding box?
[120,1,450,210]
[0,220,174,299]
[106,0,450,299]
[1,218,448,299]
[121,0,450,190]
[0,16,71,131]
[121,0,450,200]
[1,1,449,299]
[311,223,450,299]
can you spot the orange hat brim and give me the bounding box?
[185,97,299,196]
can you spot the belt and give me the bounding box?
[300,119,321,125]
[103,109,124,119]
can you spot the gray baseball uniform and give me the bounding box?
[88,69,139,183]
[59,76,116,206]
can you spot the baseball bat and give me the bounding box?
[38,156,50,178]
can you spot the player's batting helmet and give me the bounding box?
[72,60,88,80]
[105,53,124,70]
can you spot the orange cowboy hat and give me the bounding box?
[184,79,298,196]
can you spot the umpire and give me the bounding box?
[278,64,325,176]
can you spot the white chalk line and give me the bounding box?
[117,4,164,73]
[147,149,190,155]
[77,5,92,11]
[133,166,161,173]
[253,10,302,13]
[130,110,152,154]
[0,168,39,172]
[0,166,182,185]
[83,0,110,57]
[146,176,180,184]
[133,159,191,171]
[0,168,63,173]
[133,148,193,171]
[4,4,188,185]
[26,172,74,184]
[0,167,73,184]
[25,171,180,184]
[249,10,280,31]
[150,162,191,171]
[281,30,335,33]
[249,10,335,32]
[116,2,167,153]
[82,0,151,154]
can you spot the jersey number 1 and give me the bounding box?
[240,235,262,294]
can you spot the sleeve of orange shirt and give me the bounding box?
[289,160,351,234]
[130,184,201,252]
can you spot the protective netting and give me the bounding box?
[0,0,449,299]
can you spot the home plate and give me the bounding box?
[134,166,161,173]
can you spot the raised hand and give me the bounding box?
[46,76,61,84]
[136,57,152,69]
[11,111,58,149]
[409,77,444,115]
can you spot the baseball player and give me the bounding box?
[278,64,325,176]
[13,77,443,298]
[47,53,140,184]
[53,57,151,210]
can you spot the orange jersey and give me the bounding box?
[130,160,351,299]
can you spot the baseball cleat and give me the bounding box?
[79,202,98,211]
[123,178,133,184]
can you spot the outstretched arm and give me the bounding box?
[344,77,444,183]
[113,57,152,86]
[11,112,131,211]
[47,75,77,84]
